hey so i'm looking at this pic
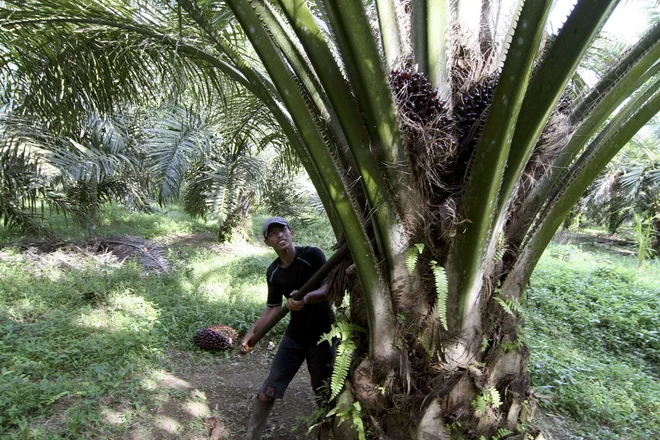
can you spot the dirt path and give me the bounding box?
[148,237,321,439]
[147,347,319,440]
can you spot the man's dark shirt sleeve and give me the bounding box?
[266,261,283,307]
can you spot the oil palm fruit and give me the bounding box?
[390,68,445,124]
[194,325,239,350]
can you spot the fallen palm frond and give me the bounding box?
[94,235,170,273]
[2,235,171,273]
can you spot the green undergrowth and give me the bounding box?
[0,205,335,439]
[0,241,282,438]
[0,204,215,242]
[525,242,660,440]
[0,205,658,439]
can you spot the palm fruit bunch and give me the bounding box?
[453,73,499,146]
[390,68,445,125]
[194,325,239,350]
[447,74,500,184]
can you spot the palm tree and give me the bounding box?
[143,96,293,242]
[582,123,660,242]
[0,108,150,236]
[60,113,137,237]
[1,0,658,437]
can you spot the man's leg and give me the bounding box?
[244,395,274,440]
[306,339,335,407]
[245,335,305,440]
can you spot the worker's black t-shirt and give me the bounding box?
[266,246,334,345]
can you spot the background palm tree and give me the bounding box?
[1,41,295,240]
[143,92,296,241]
[581,121,659,242]
[0,108,153,236]
[1,0,658,438]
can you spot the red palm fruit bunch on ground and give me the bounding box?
[194,325,239,350]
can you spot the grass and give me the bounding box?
[0,204,215,242]
[525,242,660,440]
[0,246,275,438]
[0,205,336,439]
[0,206,658,439]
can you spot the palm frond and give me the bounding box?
[0,198,45,233]
[0,0,237,130]
[144,107,212,203]
[618,165,647,198]
[0,145,88,232]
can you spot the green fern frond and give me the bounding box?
[405,243,425,272]
[405,247,419,272]
[472,394,487,415]
[319,322,363,400]
[494,297,515,316]
[473,387,503,418]
[430,260,448,331]
[494,232,506,262]
[494,288,523,317]
[495,428,513,439]
[489,388,502,409]
[330,342,354,400]
[327,400,366,440]
[480,337,489,353]
[509,299,523,315]
[318,321,364,344]
[502,338,522,352]
[351,402,366,440]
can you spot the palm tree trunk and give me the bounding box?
[88,167,98,239]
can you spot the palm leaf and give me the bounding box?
[144,107,212,203]
[0,0,235,130]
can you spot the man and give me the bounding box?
[241,217,335,440]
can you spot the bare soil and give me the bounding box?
[150,348,319,440]
[142,235,321,438]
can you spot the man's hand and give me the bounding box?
[240,333,255,354]
[286,290,306,311]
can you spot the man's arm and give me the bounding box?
[240,305,282,353]
[287,247,329,311]
[286,283,328,311]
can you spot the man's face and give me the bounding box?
[264,224,294,250]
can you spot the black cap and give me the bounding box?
[262,217,289,238]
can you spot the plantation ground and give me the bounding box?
[0,236,321,439]
[134,347,318,439]
[0,207,658,439]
